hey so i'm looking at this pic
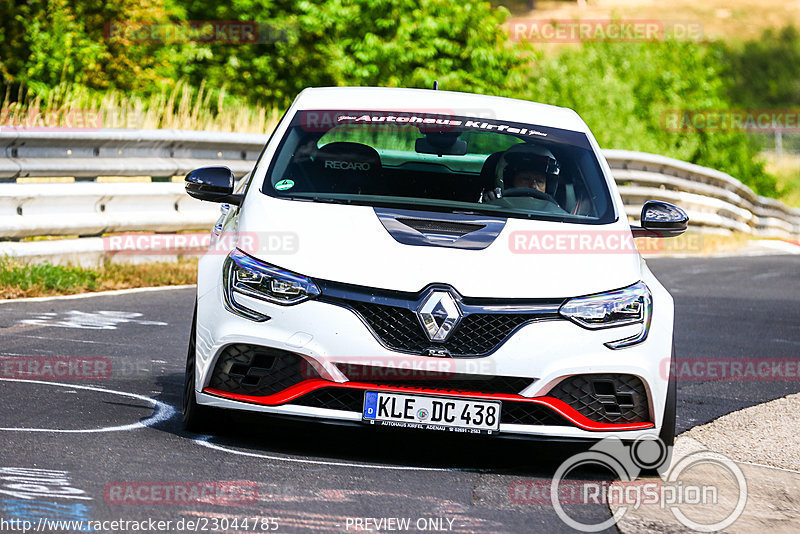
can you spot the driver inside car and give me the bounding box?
[480,145,566,213]
[508,167,547,193]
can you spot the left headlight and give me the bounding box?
[223,249,320,320]
[559,281,652,349]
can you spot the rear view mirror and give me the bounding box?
[415,133,468,156]
[632,200,689,238]
[185,166,243,205]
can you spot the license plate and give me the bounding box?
[362,391,501,434]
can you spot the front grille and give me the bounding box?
[291,388,572,427]
[341,301,541,357]
[334,364,535,395]
[209,344,318,397]
[501,402,572,426]
[547,374,650,424]
[293,388,364,411]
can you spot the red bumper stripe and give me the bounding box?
[203,379,654,432]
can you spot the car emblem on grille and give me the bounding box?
[417,291,462,342]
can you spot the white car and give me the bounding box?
[183,87,686,454]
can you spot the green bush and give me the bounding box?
[174,0,530,107]
[524,39,776,196]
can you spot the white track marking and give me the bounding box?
[194,435,475,472]
[734,459,800,475]
[3,334,133,347]
[0,285,195,305]
[0,378,174,433]
[19,310,167,330]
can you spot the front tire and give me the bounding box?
[183,302,221,433]
[642,345,677,476]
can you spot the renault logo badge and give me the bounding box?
[417,291,462,341]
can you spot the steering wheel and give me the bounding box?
[502,187,559,206]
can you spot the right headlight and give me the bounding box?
[223,249,320,321]
[559,281,652,349]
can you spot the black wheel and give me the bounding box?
[183,302,221,433]
[659,347,677,448]
[639,346,677,476]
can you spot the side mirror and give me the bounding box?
[185,166,243,205]
[631,200,688,238]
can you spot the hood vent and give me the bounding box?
[374,208,506,250]
[395,217,485,237]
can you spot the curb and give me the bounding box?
[611,392,800,533]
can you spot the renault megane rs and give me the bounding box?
[183,87,687,453]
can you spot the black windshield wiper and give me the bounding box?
[286,195,351,205]
[311,196,350,204]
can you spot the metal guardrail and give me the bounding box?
[0,129,266,180]
[604,149,800,238]
[0,130,798,253]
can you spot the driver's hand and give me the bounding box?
[480,187,503,203]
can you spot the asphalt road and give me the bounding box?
[1,255,798,534]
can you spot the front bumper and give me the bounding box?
[194,258,674,441]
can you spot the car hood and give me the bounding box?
[237,195,642,299]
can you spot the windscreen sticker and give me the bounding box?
[338,114,548,138]
[295,110,591,149]
[275,179,295,190]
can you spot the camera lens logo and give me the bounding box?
[550,436,748,532]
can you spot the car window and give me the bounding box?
[262,110,615,224]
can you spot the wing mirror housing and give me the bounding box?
[185,166,244,205]
[631,200,689,238]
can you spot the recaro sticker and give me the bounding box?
[323,160,371,171]
[275,179,295,191]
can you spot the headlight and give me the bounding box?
[223,249,320,320]
[559,281,652,349]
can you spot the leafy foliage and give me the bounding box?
[173,0,529,106]
[724,26,800,108]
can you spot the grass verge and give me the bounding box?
[0,257,197,299]
[2,82,280,133]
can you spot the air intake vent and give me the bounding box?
[209,344,318,396]
[548,374,650,424]
[395,217,485,237]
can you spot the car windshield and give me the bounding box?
[262,109,616,223]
